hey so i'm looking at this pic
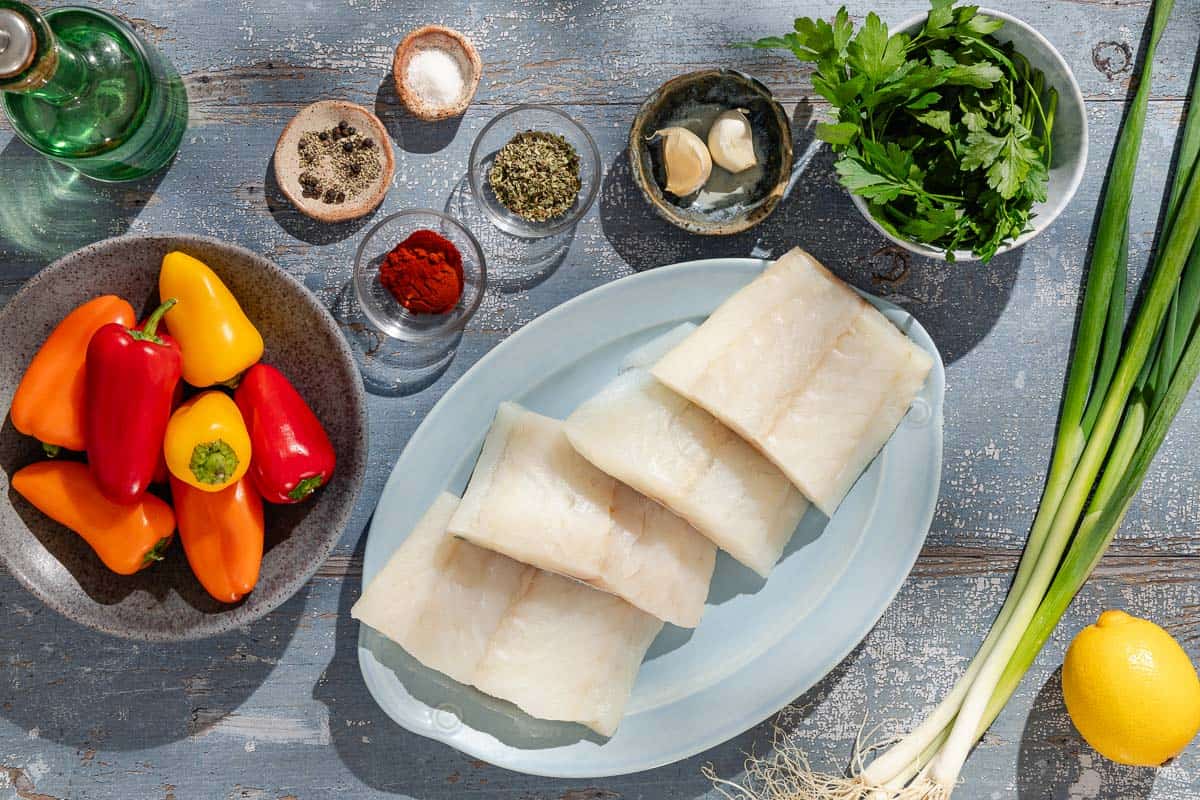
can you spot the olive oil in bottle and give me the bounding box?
[0,1,187,182]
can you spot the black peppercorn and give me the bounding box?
[318,131,328,141]
[343,141,354,153]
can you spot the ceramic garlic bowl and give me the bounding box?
[629,69,793,235]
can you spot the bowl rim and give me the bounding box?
[627,67,794,235]
[849,7,1089,262]
[353,208,488,342]
[0,233,368,640]
[467,104,602,238]
[392,25,482,121]
[272,99,396,225]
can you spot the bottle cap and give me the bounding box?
[0,9,36,79]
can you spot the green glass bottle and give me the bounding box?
[0,2,187,182]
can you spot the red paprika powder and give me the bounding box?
[379,230,464,315]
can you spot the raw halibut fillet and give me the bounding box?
[565,325,808,576]
[652,247,934,515]
[351,493,533,685]
[351,492,663,737]
[763,308,933,511]
[473,569,663,737]
[448,402,716,627]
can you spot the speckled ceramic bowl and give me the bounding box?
[0,235,368,640]
[629,69,793,235]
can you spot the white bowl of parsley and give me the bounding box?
[750,3,1087,262]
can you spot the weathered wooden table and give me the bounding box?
[2,1,1198,797]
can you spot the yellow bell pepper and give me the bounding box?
[159,251,264,387]
[165,391,252,492]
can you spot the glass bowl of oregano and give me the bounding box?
[469,105,602,238]
[748,2,1087,262]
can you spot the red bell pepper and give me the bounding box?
[85,299,183,504]
[234,363,335,503]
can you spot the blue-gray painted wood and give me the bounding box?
[1,1,1199,798]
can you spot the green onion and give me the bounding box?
[709,2,1200,797]
[864,1,1180,790]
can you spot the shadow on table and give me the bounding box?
[313,528,866,796]
[375,75,464,154]
[597,98,1025,366]
[0,137,163,262]
[0,576,309,751]
[327,279,461,397]
[263,153,378,245]
[444,173,574,292]
[1016,668,1156,800]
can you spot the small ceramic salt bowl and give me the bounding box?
[394,25,482,121]
[629,69,793,236]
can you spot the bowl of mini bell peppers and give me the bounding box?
[0,235,367,640]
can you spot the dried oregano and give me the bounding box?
[488,130,582,222]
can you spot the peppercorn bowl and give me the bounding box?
[353,209,487,343]
[469,105,602,238]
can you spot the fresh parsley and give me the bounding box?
[747,1,1057,262]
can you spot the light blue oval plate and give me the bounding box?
[356,257,945,777]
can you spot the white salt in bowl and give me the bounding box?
[393,25,482,121]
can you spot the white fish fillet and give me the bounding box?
[473,568,663,737]
[352,493,663,737]
[448,402,716,627]
[351,493,533,685]
[653,247,934,516]
[565,325,808,577]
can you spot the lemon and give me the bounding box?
[1062,609,1200,766]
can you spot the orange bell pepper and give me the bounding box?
[12,461,174,575]
[170,475,264,603]
[11,295,135,453]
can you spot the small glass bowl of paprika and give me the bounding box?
[353,209,486,342]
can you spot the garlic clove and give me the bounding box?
[707,109,757,173]
[653,126,712,196]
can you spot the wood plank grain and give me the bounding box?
[3,98,1194,558]
[1,0,1199,798]
[0,0,1186,133]
[2,556,1198,799]
[69,0,1200,106]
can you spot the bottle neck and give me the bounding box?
[28,36,87,104]
[0,2,89,103]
